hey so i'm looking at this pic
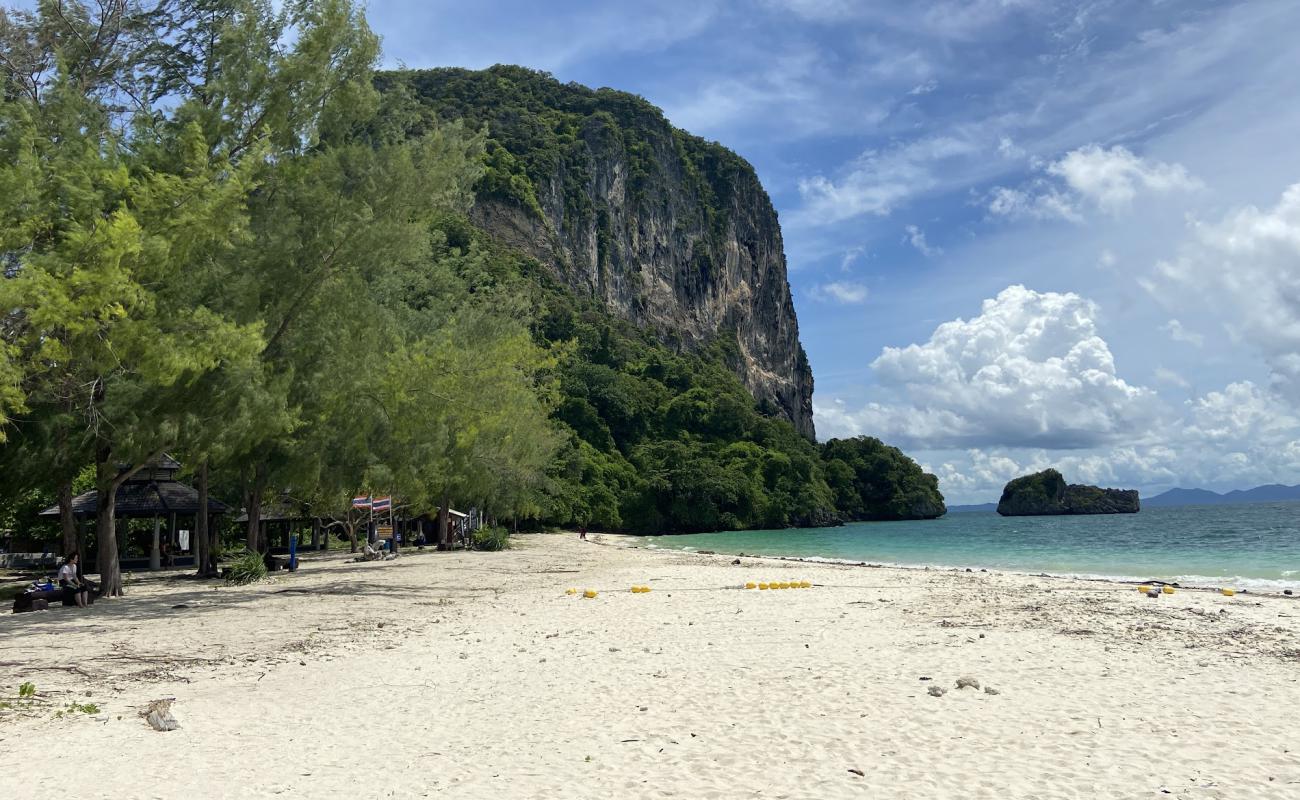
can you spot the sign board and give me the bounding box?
[376,525,394,540]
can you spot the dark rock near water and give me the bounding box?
[997,469,1139,516]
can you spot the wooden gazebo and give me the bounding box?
[39,455,227,570]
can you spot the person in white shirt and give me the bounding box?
[57,553,88,608]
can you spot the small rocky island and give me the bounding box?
[997,469,1139,516]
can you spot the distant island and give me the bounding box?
[949,482,1300,513]
[996,469,1139,516]
[1143,484,1300,507]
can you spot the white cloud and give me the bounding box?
[1151,183,1300,397]
[808,281,869,304]
[816,285,1159,449]
[986,144,1200,223]
[797,136,977,224]
[1161,319,1204,348]
[984,182,1081,222]
[839,247,865,271]
[904,224,942,257]
[1047,144,1202,214]
[908,79,939,96]
[1153,367,1190,390]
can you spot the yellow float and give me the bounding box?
[1137,585,1151,594]
[800,581,811,588]
[758,582,769,590]
[778,581,790,589]
[583,589,598,599]
[745,582,756,590]
[1162,586,1175,595]
[565,588,578,595]
[1221,588,1236,597]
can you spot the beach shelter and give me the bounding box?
[233,497,328,553]
[39,455,228,570]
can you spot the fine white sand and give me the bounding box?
[2,533,1298,799]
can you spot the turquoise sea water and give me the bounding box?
[640,502,1300,592]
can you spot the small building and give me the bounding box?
[39,455,227,570]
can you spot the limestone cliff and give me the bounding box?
[997,469,1140,516]
[382,66,816,439]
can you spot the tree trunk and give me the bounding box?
[75,520,88,579]
[310,517,321,551]
[245,463,265,553]
[94,452,124,597]
[58,479,76,559]
[437,496,450,551]
[195,461,210,576]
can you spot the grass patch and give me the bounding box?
[471,526,510,552]
[223,550,268,585]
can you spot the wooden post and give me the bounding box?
[150,516,161,570]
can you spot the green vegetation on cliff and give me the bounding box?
[374,65,750,237]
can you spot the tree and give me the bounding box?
[0,1,386,593]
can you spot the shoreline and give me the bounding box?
[603,532,1300,596]
[3,533,1298,798]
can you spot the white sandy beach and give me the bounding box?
[2,533,1298,799]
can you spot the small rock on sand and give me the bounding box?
[984,686,1000,696]
[956,676,981,690]
[927,686,947,697]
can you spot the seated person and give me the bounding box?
[57,553,90,608]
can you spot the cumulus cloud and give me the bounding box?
[1149,182,1300,398]
[1047,144,1202,214]
[986,144,1200,222]
[807,281,869,304]
[1151,183,1300,397]
[904,224,942,256]
[816,285,1158,449]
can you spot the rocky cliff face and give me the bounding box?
[386,66,816,439]
[997,469,1140,516]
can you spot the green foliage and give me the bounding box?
[18,682,35,699]
[471,525,510,551]
[223,549,267,585]
[820,437,946,521]
[999,468,1066,510]
[376,65,755,239]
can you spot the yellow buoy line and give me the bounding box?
[745,580,812,590]
[1137,584,1238,597]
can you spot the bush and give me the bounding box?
[223,550,267,585]
[471,526,510,552]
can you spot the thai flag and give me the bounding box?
[351,496,372,509]
[371,497,392,512]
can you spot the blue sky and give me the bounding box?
[373,1,1300,502]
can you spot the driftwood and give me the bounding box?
[143,698,179,731]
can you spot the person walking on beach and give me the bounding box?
[579,525,587,541]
